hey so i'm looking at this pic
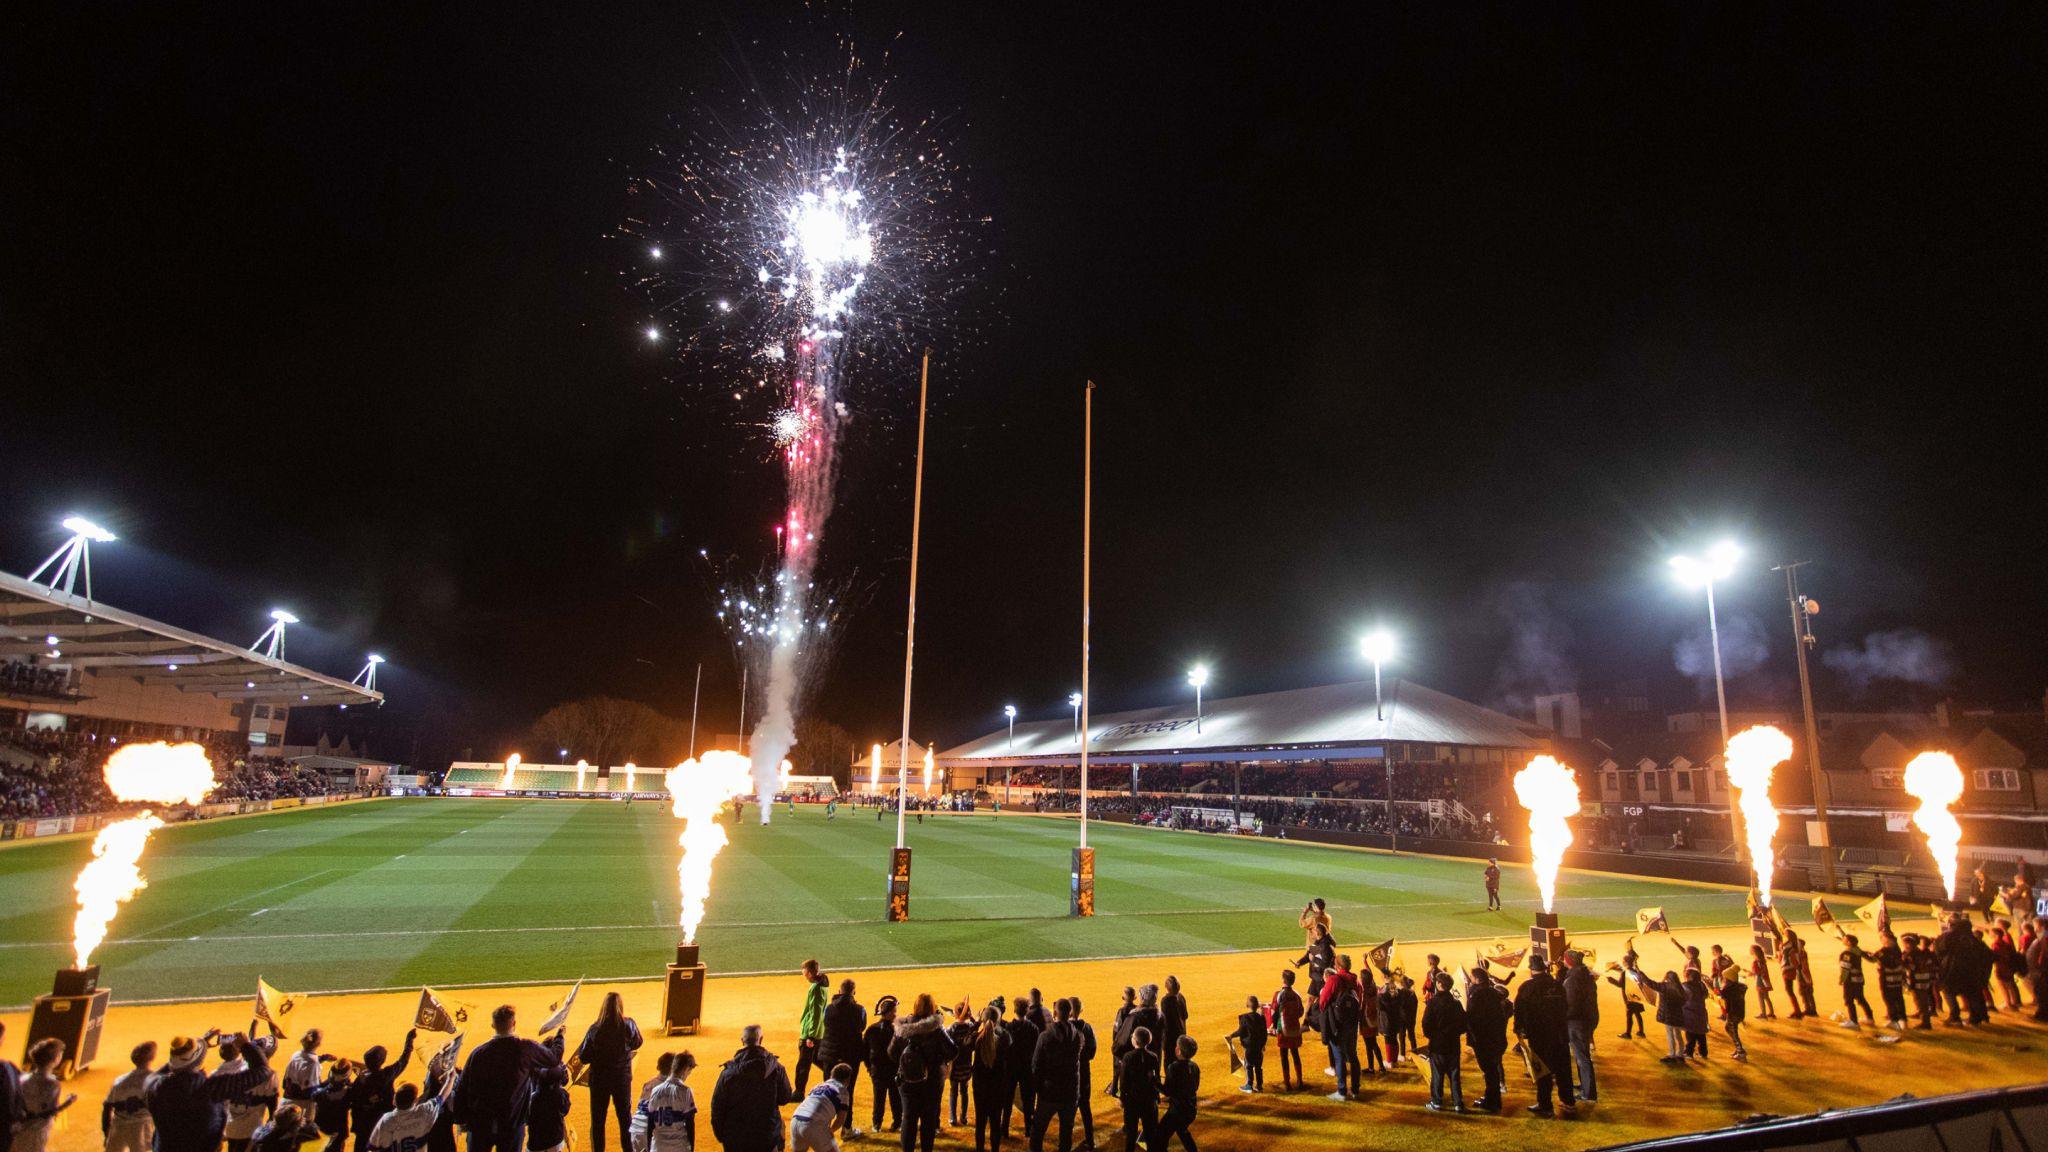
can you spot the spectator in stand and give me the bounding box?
[576,993,644,1152]
[454,1008,555,1152]
[710,1025,794,1152]
[146,1032,274,1152]
[104,1042,159,1152]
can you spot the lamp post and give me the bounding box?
[1774,561,1837,892]
[1188,664,1209,733]
[1003,704,1016,808]
[1069,693,1083,744]
[1360,630,1397,850]
[251,609,299,661]
[1670,540,1746,861]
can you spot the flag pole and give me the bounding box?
[886,350,931,921]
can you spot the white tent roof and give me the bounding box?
[938,678,1546,767]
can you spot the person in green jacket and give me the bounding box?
[795,960,831,1093]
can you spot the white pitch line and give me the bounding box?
[250,908,270,917]
[137,868,344,937]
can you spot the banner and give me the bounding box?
[1636,907,1669,935]
[415,988,470,1034]
[539,979,582,1036]
[253,977,299,1037]
[1365,939,1397,979]
[1854,894,1891,936]
[1479,940,1527,970]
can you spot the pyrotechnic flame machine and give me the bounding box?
[659,752,756,1035]
[1514,755,1581,965]
[37,742,216,1076]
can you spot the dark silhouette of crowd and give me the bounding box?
[0,731,341,819]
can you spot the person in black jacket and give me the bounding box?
[145,1032,277,1152]
[1068,997,1096,1149]
[346,1031,416,1152]
[576,992,644,1152]
[1512,959,1574,1117]
[307,1061,354,1152]
[1105,988,1136,1102]
[0,1022,20,1152]
[1293,927,1336,1009]
[819,981,869,1137]
[1000,996,1040,1143]
[454,1008,557,1152]
[709,1026,794,1152]
[1157,978,1188,1072]
[1114,1030,1157,1152]
[523,1035,570,1152]
[1028,1000,1082,1152]
[889,996,958,1152]
[1464,972,1509,1114]
[864,998,901,1134]
[967,1007,1009,1152]
[1154,1038,1199,1152]
[1562,953,1600,1103]
[1419,974,1466,1113]
[1227,997,1266,1093]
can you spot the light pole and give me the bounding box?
[1360,630,1397,850]
[28,516,117,602]
[1187,664,1209,733]
[1671,540,1746,860]
[1003,704,1016,808]
[251,609,299,661]
[1069,693,1083,744]
[1775,561,1837,892]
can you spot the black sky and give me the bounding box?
[5,3,2044,766]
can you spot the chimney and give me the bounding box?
[1935,699,1950,729]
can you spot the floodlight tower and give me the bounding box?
[1670,540,1746,860]
[250,609,299,661]
[351,654,385,692]
[1360,629,1398,849]
[28,516,117,602]
[1188,664,1210,733]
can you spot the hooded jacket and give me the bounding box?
[709,1046,794,1152]
[819,993,868,1069]
[1562,964,1601,1027]
[146,1041,275,1152]
[888,1013,956,1089]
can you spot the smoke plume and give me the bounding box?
[1822,629,1954,693]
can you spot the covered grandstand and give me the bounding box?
[442,759,838,798]
[1,569,382,748]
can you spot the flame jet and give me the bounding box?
[73,742,217,968]
[1903,751,1965,901]
[1724,725,1794,905]
[1513,755,1581,914]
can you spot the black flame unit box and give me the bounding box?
[661,944,706,1035]
[26,965,110,1078]
[1529,912,1568,967]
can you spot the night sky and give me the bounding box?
[6,4,2044,766]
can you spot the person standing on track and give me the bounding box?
[889,995,957,1152]
[1153,1038,1199,1152]
[103,1042,158,1152]
[1027,999,1082,1152]
[576,992,645,1152]
[346,1031,415,1152]
[709,1025,795,1152]
[1068,997,1096,1149]
[794,961,831,1094]
[1113,1030,1158,1152]
[1298,900,1331,948]
[453,1008,555,1152]
[819,981,869,1138]
[864,998,902,1135]
[1484,860,1502,911]
[1266,972,1305,1091]
[1157,978,1188,1070]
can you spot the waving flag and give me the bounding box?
[540,978,583,1036]
[1854,894,1892,935]
[253,977,299,1038]
[1636,907,1670,935]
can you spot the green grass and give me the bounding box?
[0,798,1747,1006]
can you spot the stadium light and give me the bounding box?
[1668,540,1741,746]
[1003,704,1017,750]
[1359,629,1396,722]
[351,653,385,692]
[28,514,118,602]
[250,610,298,661]
[1187,664,1210,733]
[1069,692,1083,744]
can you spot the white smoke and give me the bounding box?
[1673,613,1769,683]
[749,634,803,820]
[1823,629,1954,693]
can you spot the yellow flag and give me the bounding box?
[253,977,298,1038]
[414,988,468,1034]
[1636,907,1670,935]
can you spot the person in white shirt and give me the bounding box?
[629,1053,678,1152]
[788,1065,852,1152]
[17,1039,79,1152]
[367,1074,455,1152]
[220,1037,281,1152]
[103,1042,159,1152]
[635,1055,698,1152]
[284,1032,329,1108]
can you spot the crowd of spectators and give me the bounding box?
[0,730,337,820]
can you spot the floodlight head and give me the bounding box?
[1187,664,1210,689]
[1069,693,1083,708]
[269,608,299,624]
[367,654,386,664]
[1669,541,1739,588]
[1004,705,1017,718]
[1360,629,1397,667]
[61,516,117,543]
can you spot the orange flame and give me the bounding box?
[1513,755,1580,913]
[922,747,934,793]
[1903,751,1964,901]
[666,751,755,944]
[871,743,883,789]
[74,742,216,968]
[1724,725,1794,906]
[499,753,521,790]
